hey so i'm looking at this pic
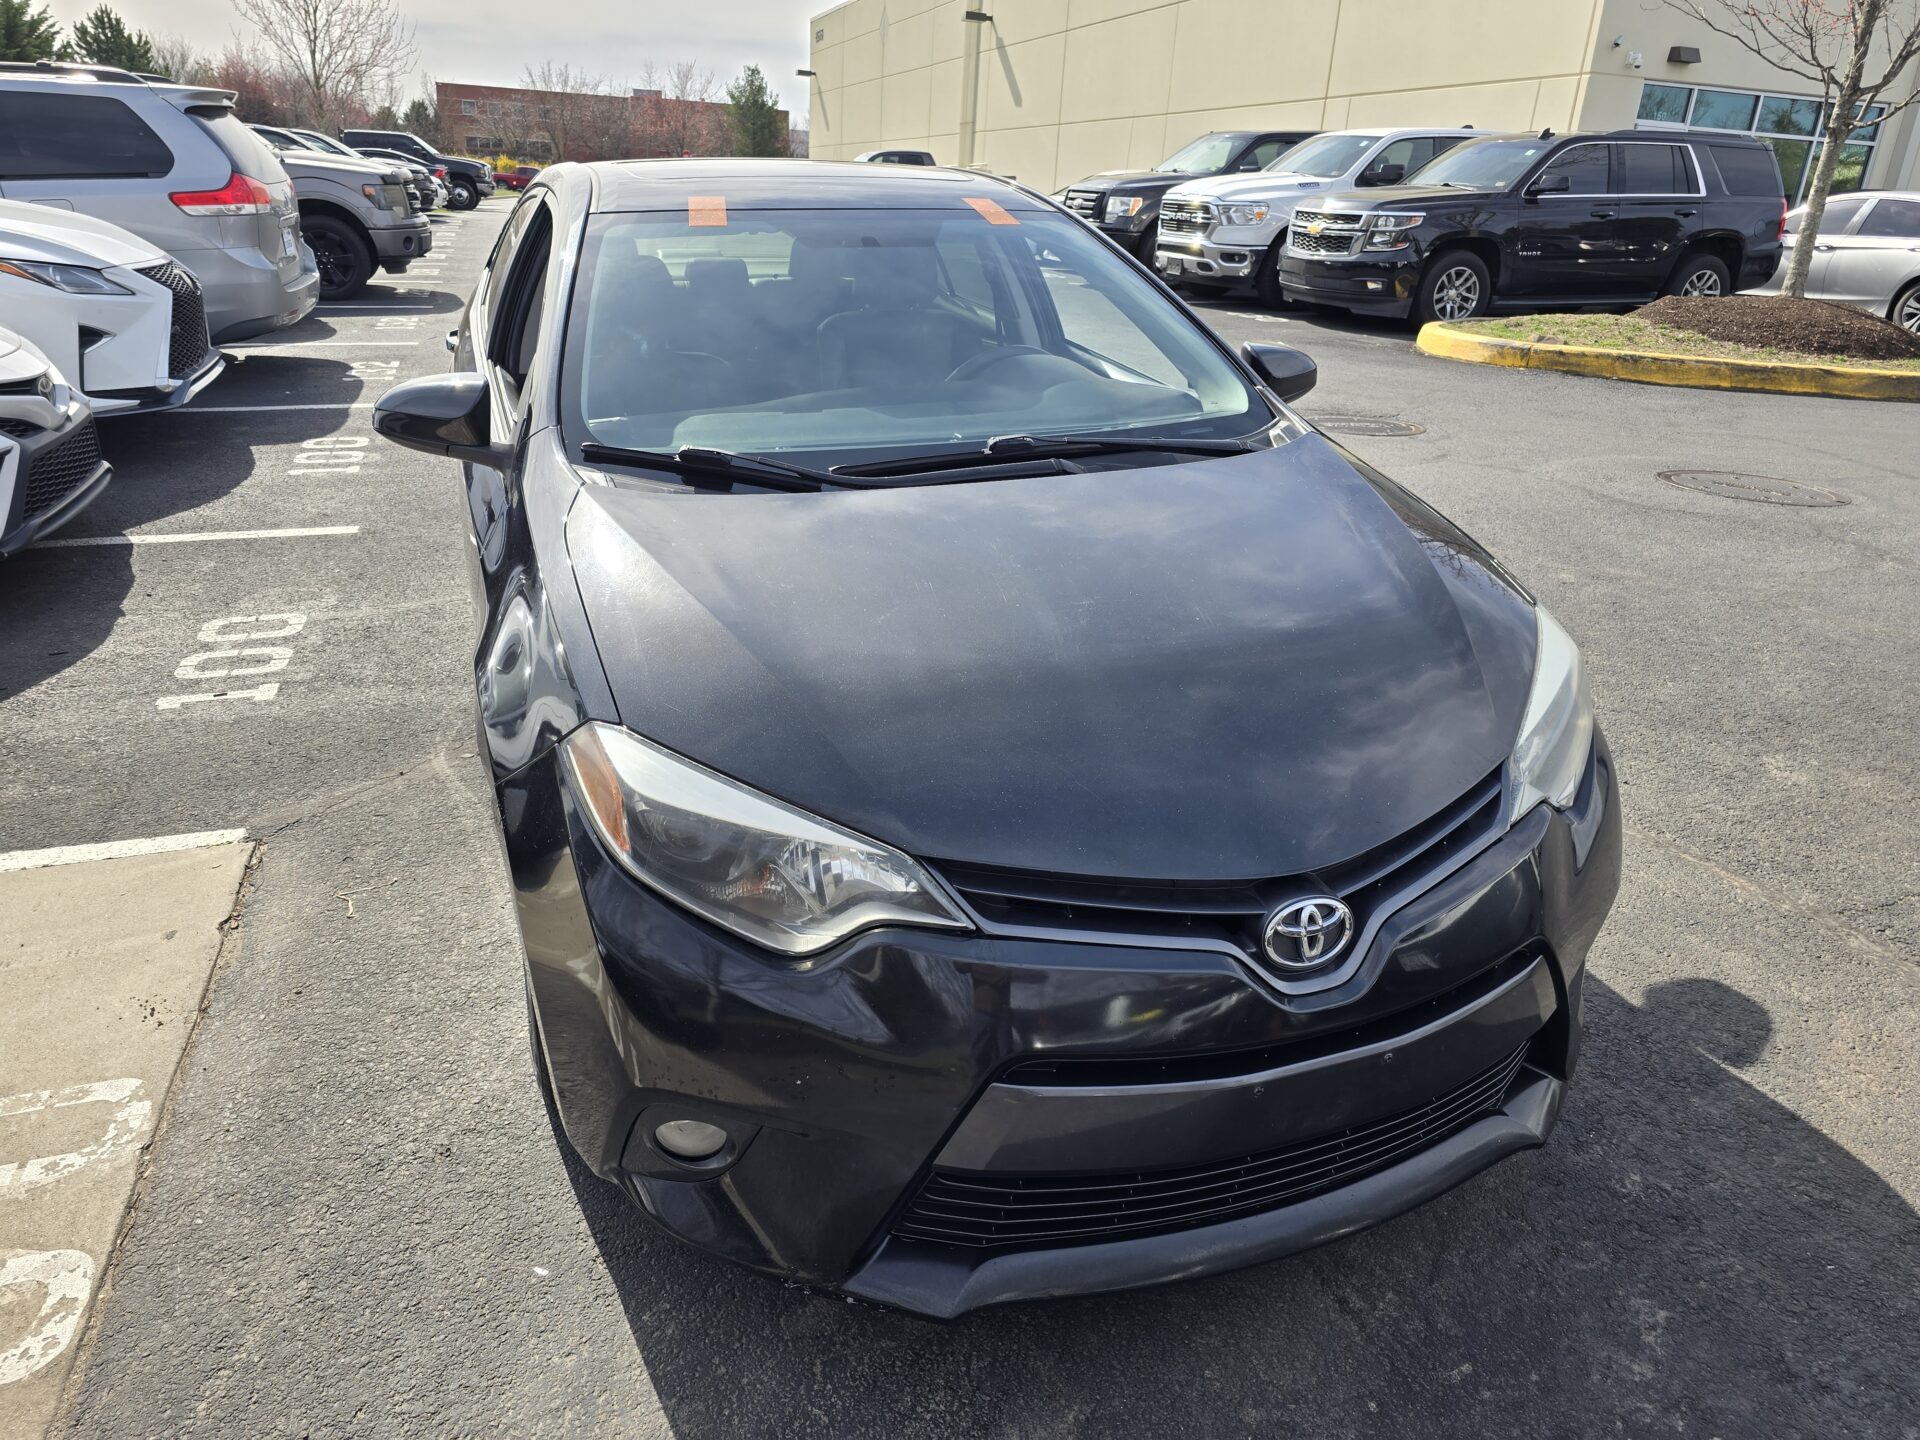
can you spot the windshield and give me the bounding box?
[565,207,1266,464]
[1410,137,1552,189]
[296,131,359,157]
[1267,133,1382,179]
[1155,134,1246,173]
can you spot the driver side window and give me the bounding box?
[488,199,553,399]
[1536,143,1610,195]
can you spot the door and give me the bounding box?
[1614,141,1699,296]
[467,195,553,566]
[1780,194,1872,299]
[1234,135,1298,173]
[1812,197,1920,314]
[1507,142,1622,299]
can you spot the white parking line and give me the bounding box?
[37,526,360,549]
[0,829,247,873]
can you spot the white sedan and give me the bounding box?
[0,325,111,556]
[0,199,226,415]
[1749,190,1920,335]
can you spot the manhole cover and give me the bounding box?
[1657,471,1848,507]
[1313,416,1426,438]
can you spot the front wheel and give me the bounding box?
[1664,253,1730,298]
[1253,239,1292,309]
[1414,251,1491,324]
[303,215,373,301]
[449,178,478,210]
[1892,279,1920,335]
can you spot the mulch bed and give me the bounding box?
[1636,294,1920,362]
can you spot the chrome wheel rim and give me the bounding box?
[1899,289,1920,335]
[1681,268,1723,297]
[1432,266,1480,320]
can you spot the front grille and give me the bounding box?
[135,261,212,379]
[1159,199,1211,238]
[893,1044,1530,1251]
[1289,227,1357,256]
[1062,188,1103,221]
[19,418,101,520]
[0,418,40,438]
[933,769,1504,981]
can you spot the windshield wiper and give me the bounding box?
[579,442,861,492]
[835,432,1259,479]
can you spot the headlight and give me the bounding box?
[1104,194,1143,223]
[1508,606,1594,819]
[362,183,392,209]
[1221,203,1271,226]
[561,722,971,957]
[1363,213,1425,250]
[0,259,132,295]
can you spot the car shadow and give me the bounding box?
[551,976,1920,1437]
[0,356,362,704]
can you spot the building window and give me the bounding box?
[1634,81,1885,202]
[462,98,476,115]
[487,101,502,117]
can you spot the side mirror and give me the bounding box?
[1525,172,1571,197]
[1359,162,1406,186]
[372,372,504,465]
[1242,342,1317,404]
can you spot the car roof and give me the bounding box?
[584,158,1052,212]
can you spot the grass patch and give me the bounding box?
[1458,312,1920,373]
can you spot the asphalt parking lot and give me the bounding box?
[4,203,1917,1438]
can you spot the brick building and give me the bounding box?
[435,80,788,162]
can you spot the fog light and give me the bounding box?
[654,1119,727,1160]
[1365,280,1385,291]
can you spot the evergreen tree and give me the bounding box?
[726,65,785,157]
[0,0,63,61]
[402,96,440,147]
[70,4,154,70]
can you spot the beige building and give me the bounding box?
[803,0,1920,198]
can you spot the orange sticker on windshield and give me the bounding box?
[689,196,727,227]
[964,197,1019,226]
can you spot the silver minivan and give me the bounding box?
[0,63,319,343]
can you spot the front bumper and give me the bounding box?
[1279,251,1421,317]
[87,350,226,416]
[0,402,112,556]
[371,216,434,266]
[1155,234,1274,284]
[505,735,1621,1317]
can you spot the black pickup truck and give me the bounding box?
[1058,129,1314,259]
[1278,129,1786,324]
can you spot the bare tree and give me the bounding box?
[1663,0,1920,296]
[523,62,631,161]
[633,60,723,156]
[233,0,416,132]
[148,32,206,83]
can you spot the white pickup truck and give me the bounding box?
[1156,128,1479,306]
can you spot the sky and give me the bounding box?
[48,0,821,126]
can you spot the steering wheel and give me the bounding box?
[945,345,1049,383]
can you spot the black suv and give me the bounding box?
[1278,130,1786,324]
[340,129,495,209]
[1060,129,1315,259]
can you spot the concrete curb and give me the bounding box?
[1415,321,1920,401]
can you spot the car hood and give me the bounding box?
[1169,172,1342,206]
[0,326,51,383]
[1069,170,1195,195]
[0,198,163,270]
[279,153,406,185]
[1300,183,1500,213]
[565,436,1537,880]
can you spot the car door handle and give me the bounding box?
[1589,209,1616,219]
[1813,243,1836,252]
[445,328,460,353]
[1674,209,1697,218]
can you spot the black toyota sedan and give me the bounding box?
[373,159,1620,1319]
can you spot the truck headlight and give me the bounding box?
[1105,195,1144,223]
[1508,606,1594,819]
[1221,203,1271,226]
[1363,213,1425,250]
[561,723,971,957]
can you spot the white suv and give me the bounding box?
[1157,128,1479,306]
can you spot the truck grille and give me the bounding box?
[1288,210,1367,257]
[135,261,213,378]
[893,1044,1530,1251]
[1062,188,1103,221]
[1159,199,1211,238]
[19,418,102,520]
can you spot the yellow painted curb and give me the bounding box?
[1415,322,1920,401]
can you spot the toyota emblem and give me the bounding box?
[1262,897,1355,971]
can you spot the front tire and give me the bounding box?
[1664,252,1730,298]
[1414,250,1491,324]
[303,215,373,301]
[449,178,478,210]
[1253,239,1290,309]
[1892,279,1920,335]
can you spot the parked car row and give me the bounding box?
[0,61,497,554]
[1060,124,1812,325]
[1753,190,1920,334]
